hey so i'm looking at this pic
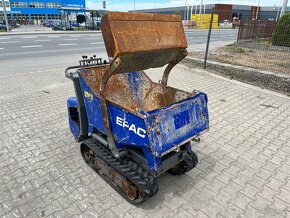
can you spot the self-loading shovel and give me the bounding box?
[65,12,209,204]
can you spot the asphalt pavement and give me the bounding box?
[0,29,237,61]
[0,29,237,77]
[0,33,106,61]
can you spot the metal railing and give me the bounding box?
[237,20,277,42]
[191,9,290,78]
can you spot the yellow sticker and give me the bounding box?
[84,91,93,101]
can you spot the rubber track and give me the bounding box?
[80,139,158,204]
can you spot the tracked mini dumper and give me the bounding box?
[65,12,209,204]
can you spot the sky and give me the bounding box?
[86,0,287,11]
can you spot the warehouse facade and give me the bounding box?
[0,0,10,24]
[132,4,290,22]
[1,0,85,23]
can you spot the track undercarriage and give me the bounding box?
[81,139,158,204]
[80,139,198,204]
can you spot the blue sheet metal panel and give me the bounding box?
[10,7,60,15]
[10,0,85,15]
[67,97,79,140]
[67,96,78,107]
[78,71,151,150]
[78,75,105,134]
[61,0,85,9]
[142,147,161,173]
[108,104,151,149]
[147,92,209,156]
[174,110,191,129]
[127,71,147,106]
[107,102,158,172]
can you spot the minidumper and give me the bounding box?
[65,12,209,204]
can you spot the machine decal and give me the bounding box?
[116,116,146,138]
[84,91,93,101]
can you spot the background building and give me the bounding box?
[1,0,85,24]
[0,0,11,23]
[131,3,290,22]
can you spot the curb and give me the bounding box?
[0,28,235,36]
[183,57,290,95]
[0,30,102,36]
[236,41,290,52]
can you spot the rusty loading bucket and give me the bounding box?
[101,12,188,74]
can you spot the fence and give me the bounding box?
[237,20,277,42]
[193,8,290,79]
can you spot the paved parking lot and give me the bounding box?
[0,62,290,217]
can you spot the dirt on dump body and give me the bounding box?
[80,66,192,113]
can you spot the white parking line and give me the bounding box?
[35,39,51,42]
[86,38,98,40]
[0,37,10,40]
[59,43,76,46]
[48,36,60,38]
[23,36,37,39]
[90,42,103,44]
[1,41,19,44]
[21,45,43,48]
[0,48,4,50]
[63,38,78,41]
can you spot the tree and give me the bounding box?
[272,13,290,47]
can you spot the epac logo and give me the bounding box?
[116,117,146,138]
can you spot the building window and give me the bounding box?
[48,14,61,20]
[13,14,29,24]
[10,2,28,8]
[46,2,61,8]
[29,2,44,8]
[0,1,10,7]
[30,13,45,19]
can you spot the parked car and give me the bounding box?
[52,25,62,31]
[42,20,54,28]
[52,24,74,31]
[0,24,12,31]
[78,22,86,27]
[86,21,101,30]
[9,21,21,29]
[70,21,79,28]
[0,24,5,30]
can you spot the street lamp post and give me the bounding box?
[186,4,189,20]
[184,0,187,20]
[103,1,106,13]
[274,5,281,21]
[280,0,288,17]
[92,11,94,29]
[255,0,260,20]
[1,0,9,32]
[190,3,194,19]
